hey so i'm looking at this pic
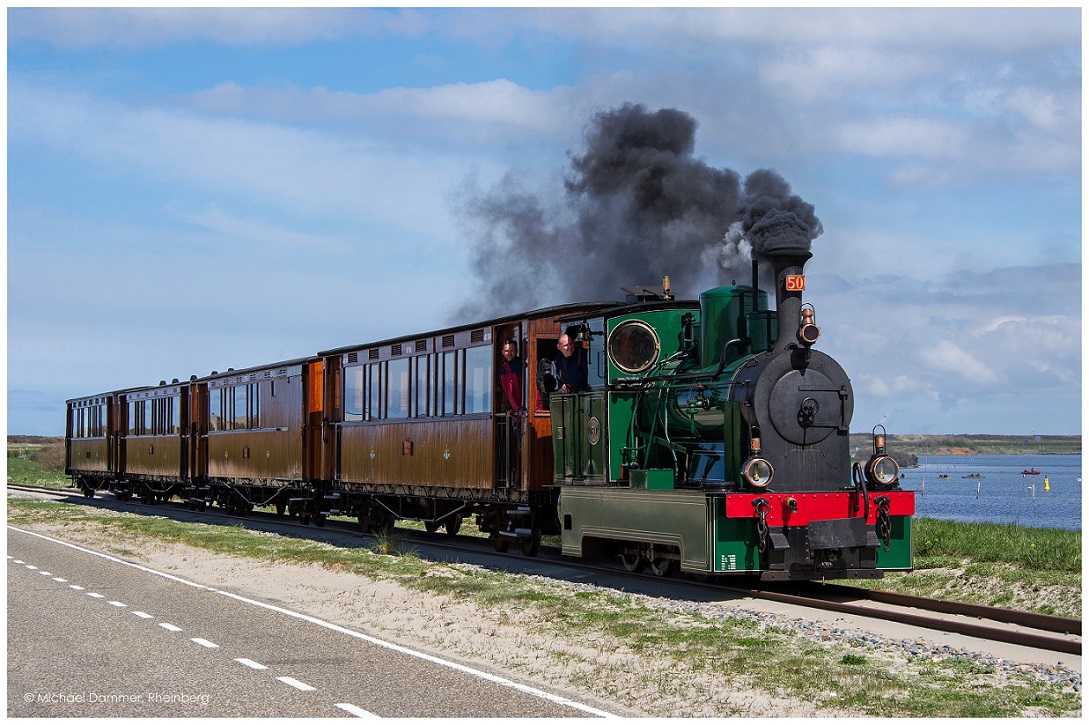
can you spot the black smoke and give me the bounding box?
[455,103,822,318]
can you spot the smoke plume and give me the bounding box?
[455,103,822,318]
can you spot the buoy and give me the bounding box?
[1044,475,1050,492]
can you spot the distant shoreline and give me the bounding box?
[12,433,1082,458]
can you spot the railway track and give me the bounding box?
[9,482,1082,658]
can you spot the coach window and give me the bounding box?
[344,366,364,422]
[442,351,457,416]
[463,346,492,414]
[144,399,154,436]
[387,358,410,420]
[368,362,382,421]
[414,355,430,418]
[209,389,223,431]
[250,384,261,429]
[171,395,181,434]
[234,385,248,430]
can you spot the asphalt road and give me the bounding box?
[7,526,615,718]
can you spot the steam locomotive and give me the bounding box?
[66,236,913,581]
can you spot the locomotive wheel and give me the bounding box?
[649,556,677,578]
[491,536,511,553]
[620,552,645,573]
[444,513,463,536]
[520,530,542,557]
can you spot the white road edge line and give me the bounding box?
[8,525,618,718]
[277,676,316,692]
[335,702,380,718]
[234,658,268,670]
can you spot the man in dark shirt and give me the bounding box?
[554,334,588,393]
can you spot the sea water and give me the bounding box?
[897,454,1082,531]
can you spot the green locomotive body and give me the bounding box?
[552,251,913,580]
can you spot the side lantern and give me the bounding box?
[864,425,899,488]
[741,435,775,489]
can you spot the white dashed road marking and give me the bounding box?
[158,623,183,632]
[132,611,154,619]
[87,592,106,599]
[277,676,317,692]
[335,702,380,718]
[191,638,219,649]
[235,658,268,670]
[108,601,127,608]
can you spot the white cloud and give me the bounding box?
[759,47,941,102]
[837,116,970,160]
[190,79,573,136]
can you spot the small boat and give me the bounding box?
[1021,469,1041,475]
[937,474,950,480]
[962,473,985,479]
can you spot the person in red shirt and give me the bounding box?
[498,339,524,488]
[499,340,523,414]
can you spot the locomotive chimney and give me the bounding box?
[762,239,812,353]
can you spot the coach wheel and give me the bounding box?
[424,520,439,535]
[491,536,511,553]
[621,551,645,573]
[444,513,463,537]
[314,513,326,528]
[275,502,286,516]
[648,553,677,578]
[198,501,207,512]
[520,530,542,557]
[300,512,311,526]
[356,514,371,533]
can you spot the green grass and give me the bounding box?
[5,455,71,489]
[913,517,1081,572]
[6,494,1081,717]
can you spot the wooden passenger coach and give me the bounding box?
[317,302,618,539]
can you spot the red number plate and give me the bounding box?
[785,274,806,291]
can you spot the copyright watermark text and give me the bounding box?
[22,691,210,706]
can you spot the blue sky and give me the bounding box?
[6,7,1082,437]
